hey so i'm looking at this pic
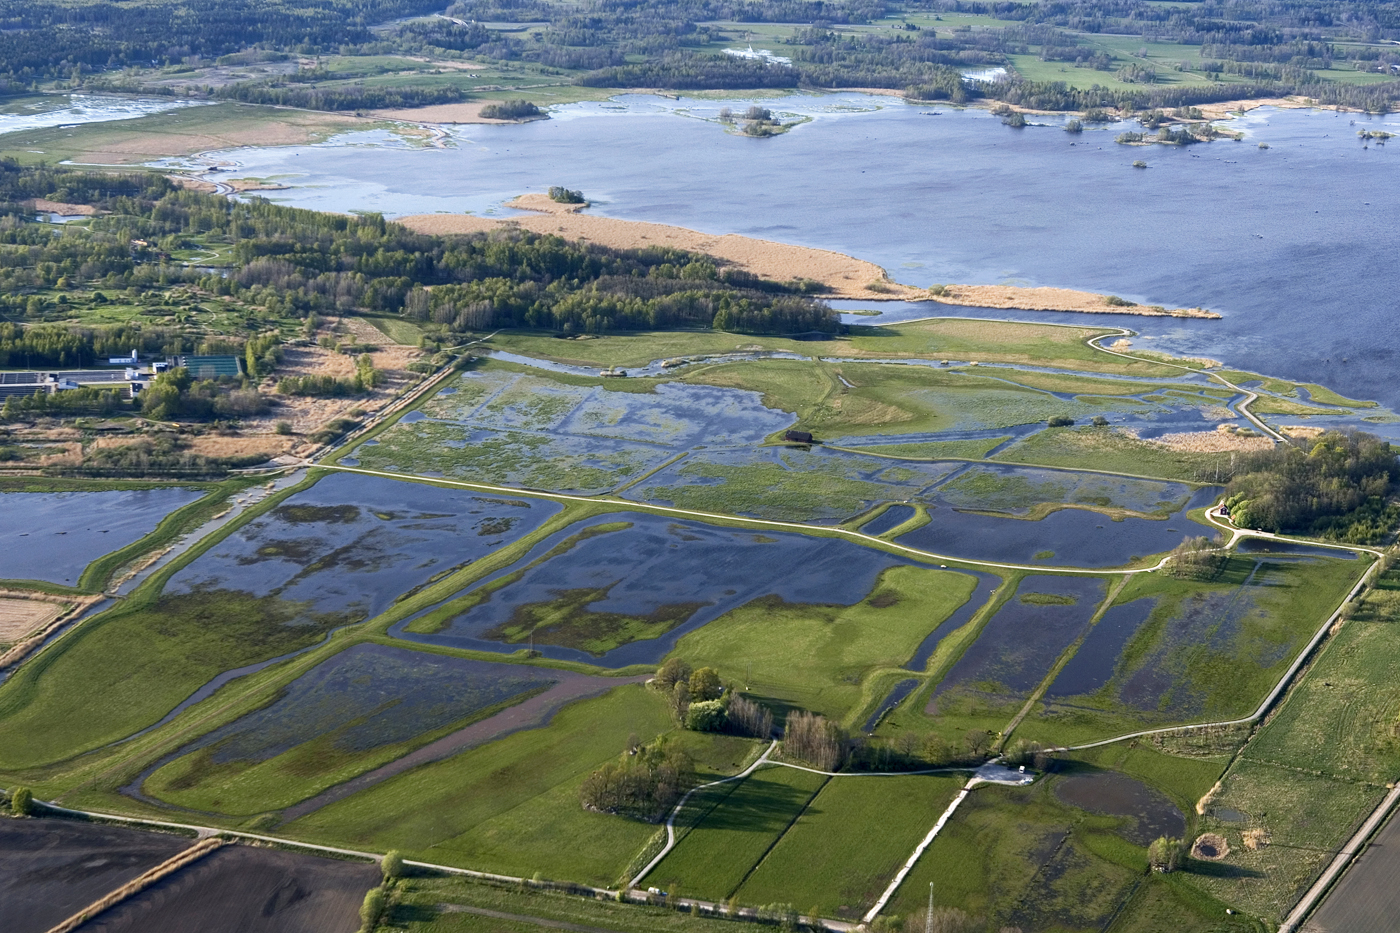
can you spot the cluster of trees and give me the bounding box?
[1224,430,1399,543]
[484,100,545,120]
[0,384,132,420]
[0,0,444,83]
[578,736,694,822]
[277,354,381,397]
[140,367,267,421]
[654,658,773,737]
[0,163,836,344]
[1164,536,1229,580]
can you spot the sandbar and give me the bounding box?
[369,101,546,124]
[399,202,1219,317]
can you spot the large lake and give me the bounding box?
[186,93,1396,406]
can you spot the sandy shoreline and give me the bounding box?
[398,202,1218,318]
[368,101,546,125]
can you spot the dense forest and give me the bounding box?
[0,161,836,345]
[1224,431,1400,543]
[3,0,1398,109]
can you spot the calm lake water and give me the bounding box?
[195,93,1400,407]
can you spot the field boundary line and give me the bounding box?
[1279,780,1400,932]
[628,740,777,889]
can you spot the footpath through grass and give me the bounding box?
[736,773,965,920]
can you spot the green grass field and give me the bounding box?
[992,425,1224,481]
[735,773,965,919]
[674,565,979,724]
[648,764,829,902]
[284,685,675,886]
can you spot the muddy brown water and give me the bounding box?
[0,818,189,933]
[73,844,378,933]
[1053,770,1185,846]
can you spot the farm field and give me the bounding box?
[74,842,380,933]
[734,773,966,919]
[0,818,190,932]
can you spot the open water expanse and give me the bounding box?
[0,487,204,584]
[189,93,1400,408]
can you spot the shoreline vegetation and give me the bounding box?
[400,199,1219,319]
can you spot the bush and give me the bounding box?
[1065,118,1083,133]
[275,420,293,435]
[9,786,33,816]
[381,850,403,881]
[1048,415,1075,427]
[1148,836,1184,872]
[686,699,727,732]
[481,99,543,120]
[1092,415,1109,427]
[548,185,585,204]
[359,887,385,933]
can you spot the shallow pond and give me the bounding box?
[0,487,205,585]
[1054,769,1185,846]
[929,575,1107,711]
[861,505,915,536]
[165,472,560,618]
[393,511,919,667]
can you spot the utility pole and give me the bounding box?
[925,882,934,933]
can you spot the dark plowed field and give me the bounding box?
[76,844,379,933]
[0,818,190,933]
[1304,809,1400,933]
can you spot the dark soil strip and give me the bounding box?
[0,818,189,933]
[440,903,624,933]
[280,673,647,822]
[73,844,378,933]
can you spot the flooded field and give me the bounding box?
[346,367,793,493]
[0,818,189,933]
[627,447,962,523]
[897,486,1218,568]
[165,472,559,619]
[929,575,1107,713]
[0,487,204,585]
[1053,769,1185,845]
[1043,598,1159,700]
[394,511,915,666]
[936,465,1193,517]
[144,643,557,812]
